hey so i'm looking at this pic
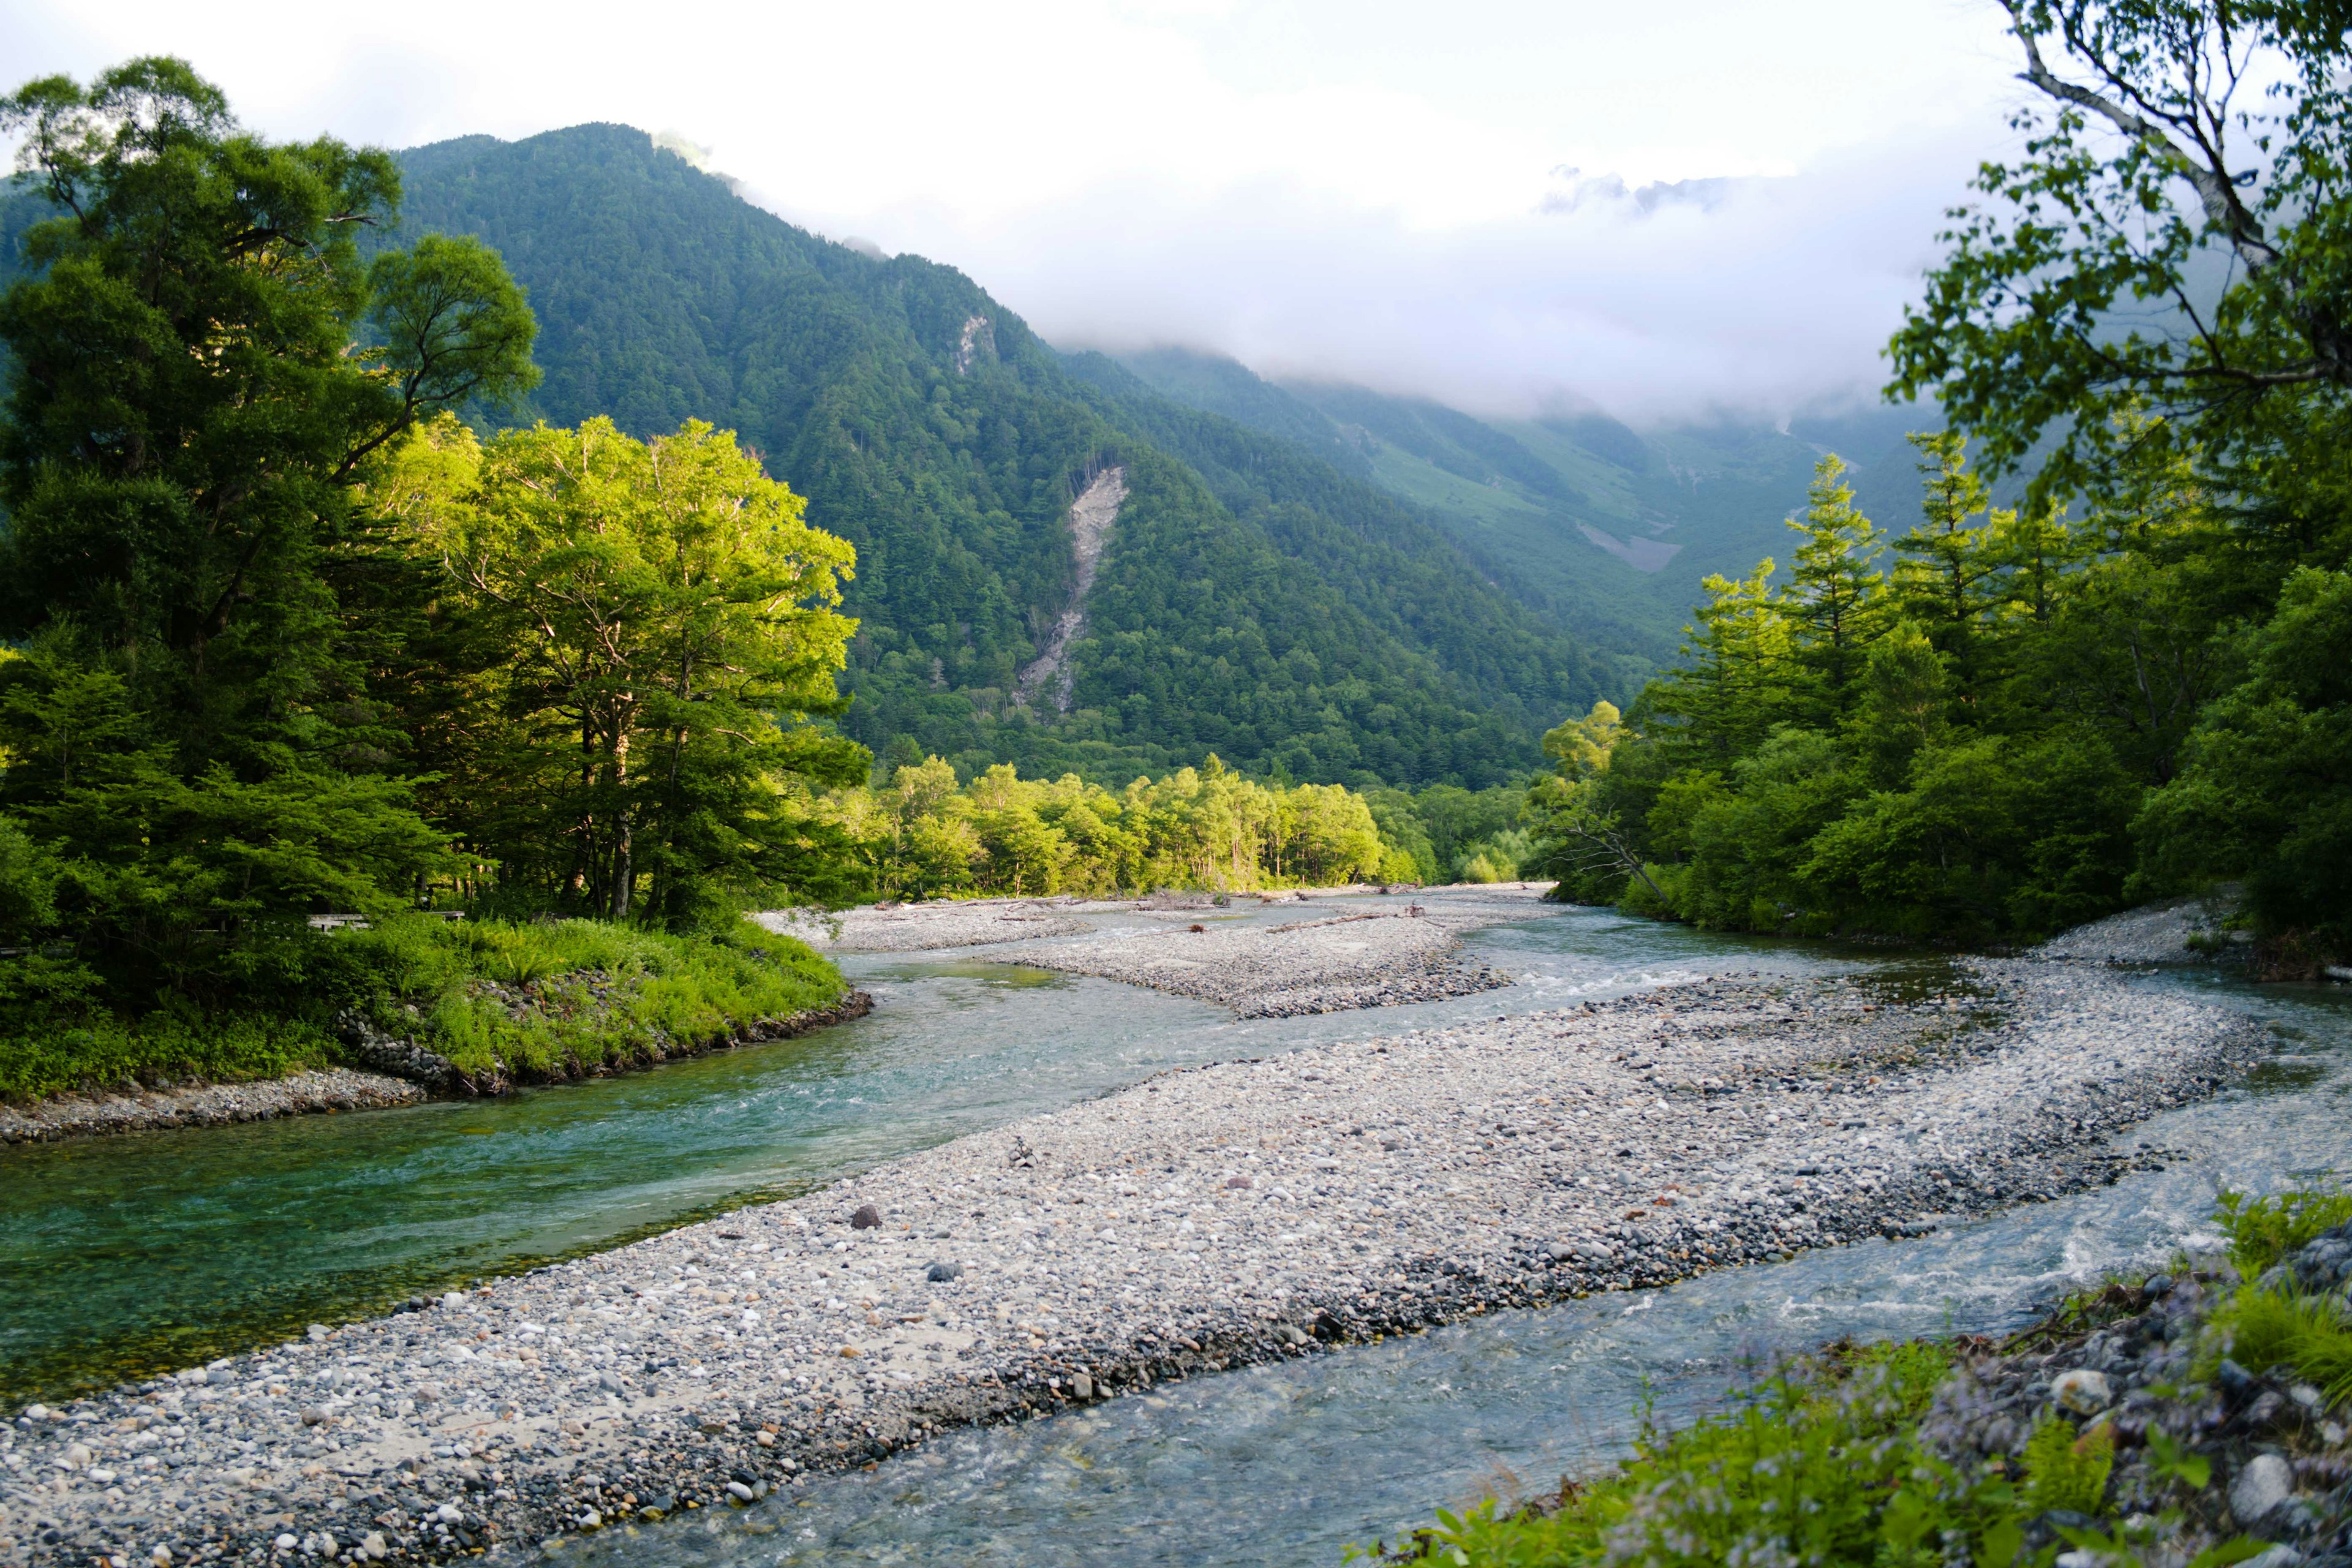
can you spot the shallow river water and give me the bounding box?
[0,898,1875,1408]
[5,899,2346,1567]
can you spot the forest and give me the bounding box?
[380,126,1600,790]
[1528,0,2352,971]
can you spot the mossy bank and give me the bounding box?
[0,918,858,1141]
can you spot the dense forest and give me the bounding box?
[1530,0,2352,972]
[383,127,1602,790]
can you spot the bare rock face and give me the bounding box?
[1015,466,1128,712]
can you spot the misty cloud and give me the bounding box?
[772,128,1983,426]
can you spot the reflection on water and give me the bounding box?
[560,971,2352,1568]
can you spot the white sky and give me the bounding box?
[1,0,2032,421]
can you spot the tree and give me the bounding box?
[0,58,537,1003]
[1888,434,2008,692]
[1781,458,1888,723]
[2136,565,2352,966]
[378,416,865,925]
[0,60,536,760]
[1886,1,2352,537]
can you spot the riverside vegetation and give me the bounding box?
[1527,2,2352,975]
[0,61,1536,1107]
[0,63,880,1102]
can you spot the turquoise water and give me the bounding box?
[0,899,1877,1409]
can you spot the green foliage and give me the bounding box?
[2021,1415,2114,1516]
[2206,1186,2352,1403]
[0,59,537,1016]
[2136,567,2352,966]
[1355,1341,1955,1567]
[371,413,867,929]
[1370,1190,2352,1568]
[352,916,840,1080]
[0,914,840,1099]
[1884,2,2352,540]
[821,756,1394,899]
[1530,439,2160,942]
[2214,1185,2352,1276]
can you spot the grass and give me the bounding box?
[2204,1183,2352,1405]
[0,916,845,1101]
[374,917,845,1081]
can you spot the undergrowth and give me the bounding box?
[0,916,843,1101]
[2206,1185,2352,1407]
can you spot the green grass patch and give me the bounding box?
[2215,1185,2352,1275]
[373,917,844,1080]
[0,916,844,1101]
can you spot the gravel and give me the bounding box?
[756,902,1092,952]
[4,996,873,1146]
[1008,908,1513,1017]
[0,1071,425,1147]
[2035,894,2243,966]
[0,954,2266,1567]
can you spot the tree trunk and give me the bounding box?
[609,728,633,922]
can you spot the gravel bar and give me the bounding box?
[1011,908,1513,1017]
[0,1071,425,1147]
[0,957,2265,1567]
[755,903,1092,952]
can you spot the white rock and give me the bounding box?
[2231,1452,2294,1526]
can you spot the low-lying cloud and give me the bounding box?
[764,129,1985,426]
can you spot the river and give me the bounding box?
[4,900,2343,1566]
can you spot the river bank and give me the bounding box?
[0,949,2265,1567]
[0,1071,428,1147]
[0,993,872,1148]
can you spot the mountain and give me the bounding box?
[384,126,1607,788]
[1109,349,1940,665]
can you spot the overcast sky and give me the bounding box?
[2,0,2030,423]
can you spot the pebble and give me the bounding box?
[1010,904,1523,1016]
[0,937,2265,1566]
[0,1070,424,1147]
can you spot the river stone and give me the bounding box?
[2232,1452,2294,1527]
[925,1261,963,1282]
[2051,1368,2111,1415]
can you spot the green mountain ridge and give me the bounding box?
[1109,347,1945,668]
[382,124,1604,788]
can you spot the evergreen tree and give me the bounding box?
[1781,456,1887,725]
[0,59,535,1003]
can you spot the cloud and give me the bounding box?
[774,128,1986,426]
[4,0,2024,423]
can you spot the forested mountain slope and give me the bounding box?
[384,125,1602,787]
[1112,347,1934,665]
